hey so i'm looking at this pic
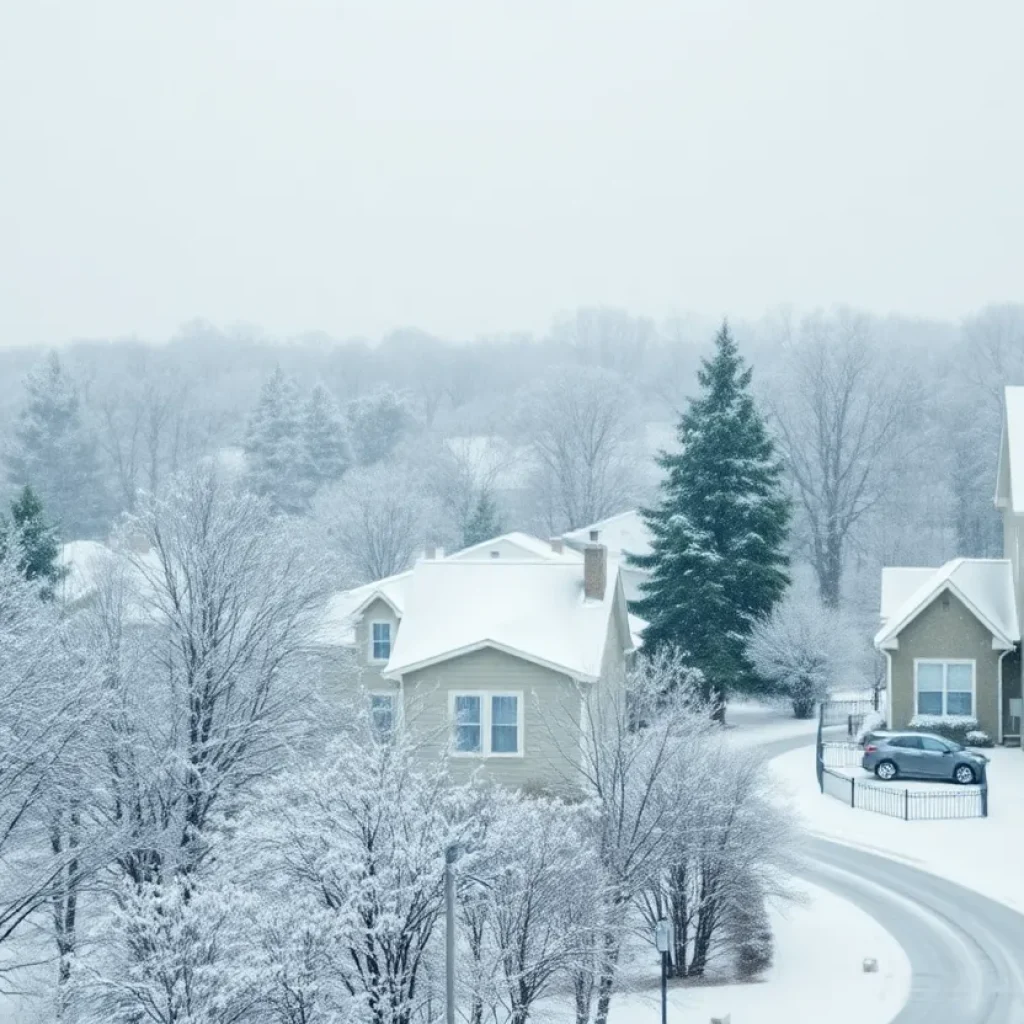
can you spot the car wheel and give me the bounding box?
[875,760,898,781]
[953,764,976,785]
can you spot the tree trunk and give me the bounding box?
[593,927,621,1024]
[50,805,81,1020]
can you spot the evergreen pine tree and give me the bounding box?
[4,352,109,539]
[462,488,502,547]
[301,383,351,493]
[630,324,790,712]
[244,368,309,514]
[0,486,68,599]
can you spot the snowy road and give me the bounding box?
[746,721,1024,1024]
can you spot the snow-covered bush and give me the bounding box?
[908,714,980,745]
[966,729,994,748]
[727,894,774,981]
[747,584,862,718]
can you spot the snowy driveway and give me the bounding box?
[750,724,1024,1024]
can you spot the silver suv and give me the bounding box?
[861,732,988,785]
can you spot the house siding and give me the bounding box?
[352,597,400,687]
[401,647,585,795]
[888,592,1003,740]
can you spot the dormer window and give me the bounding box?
[370,621,392,662]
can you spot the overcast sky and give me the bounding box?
[1,1,1022,346]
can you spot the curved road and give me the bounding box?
[740,710,1024,1023]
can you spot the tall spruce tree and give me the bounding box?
[462,488,502,547]
[0,486,68,599]
[244,368,309,514]
[301,383,351,493]
[4,352,109,539]
[630,324,790,714]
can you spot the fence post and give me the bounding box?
[904,788,909,821]
[816,707,824,792]
[982,781,989,818]
[850,778,855,808]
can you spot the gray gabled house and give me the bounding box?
[875,386,1024,744]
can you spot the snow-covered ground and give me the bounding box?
[773,744,1024,910]
[535,880,909,1024]
[723,701,820,748]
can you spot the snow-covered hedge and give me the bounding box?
[908,714,979,745]
[854,710,886,744]
[966,729,994,749]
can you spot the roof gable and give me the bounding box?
[382,558,626,682]
[875,558,1018,650]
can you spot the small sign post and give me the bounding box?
[654,918,672,1024]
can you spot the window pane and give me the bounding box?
[492,696,517,725]
[491,696,519,754]
[372,623,391,660]
[917,691,943,716]
[946,664,973,692]
[919,737,946,752]
[947,690,973,716]
[916,663,943,692]
[455,696,482,752]
[371,695,394,738]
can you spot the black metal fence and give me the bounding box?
[815,701,988,820]
[820,767,988,820]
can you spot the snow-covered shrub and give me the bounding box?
[747,584,862,718]
[966,729,994,748]
[728,895,774,981]
[908,714,979,745]
[855,710,886,744]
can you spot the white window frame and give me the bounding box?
[913,658,976,717]
[369,621,392,664]
[369,691,397,740]
[449,691,524,759]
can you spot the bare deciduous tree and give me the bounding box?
[314,461,442,582]
[770,312,920,607]
[521,367,641,534]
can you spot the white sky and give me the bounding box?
[1,0,1022,346]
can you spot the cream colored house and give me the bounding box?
[316,532,637,791]
[875,386,1024,743]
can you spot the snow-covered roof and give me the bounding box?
[996,386,1024,513]
[875,559,1019,650]
[563,510,652,561]
[453,531,582,563]
[312,571,412,644]
[313,532,583,647]
[56,540,167,623]
[382,558,629,682]
[878,567,940,624]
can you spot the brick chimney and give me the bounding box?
[549,538,564,554]
[128,531,150,555]
[589,529,599,542]
[425,545,436,560]
[584,543,607,601]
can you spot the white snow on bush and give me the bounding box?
[855,710,886,744]
[908,714,978,730]
[966,730,991,745]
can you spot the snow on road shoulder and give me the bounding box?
[771,744,1024,909]
[588,881,908,1024]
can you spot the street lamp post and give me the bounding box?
[445,844,460,1024]
[655,918,672,1024]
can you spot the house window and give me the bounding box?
[370,622,391,662]
[451,693,522,756]
[915,660,975,717]
[454,696,482,753]
[491,695,519,754]
[370,694,395,740]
